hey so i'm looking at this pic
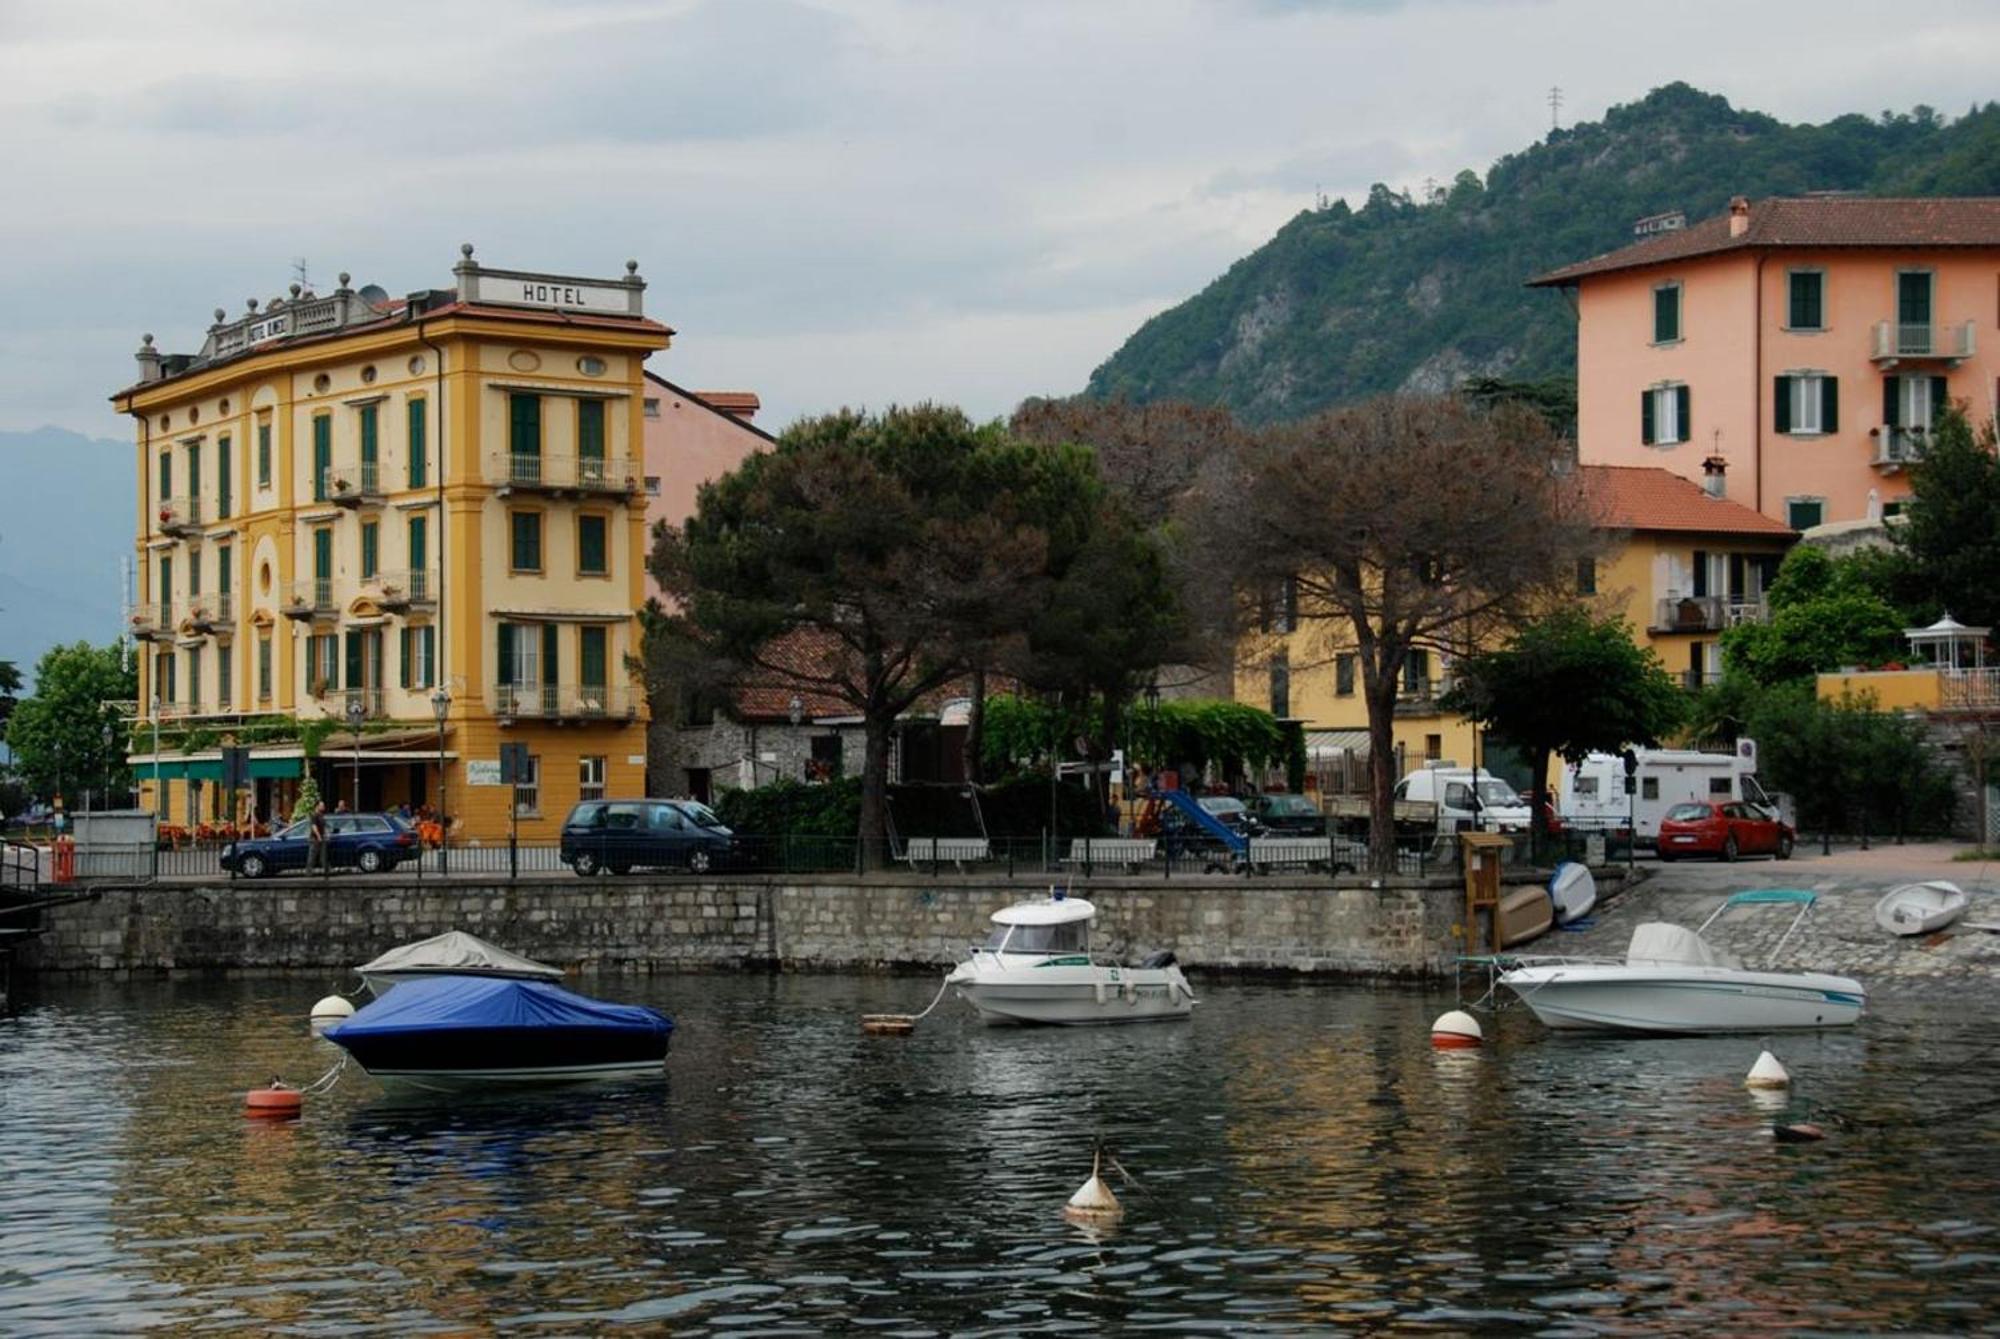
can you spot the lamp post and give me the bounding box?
[346,695,365,811]
[431,686,451,875]
[150,694,162,825]
[786,695,802,871]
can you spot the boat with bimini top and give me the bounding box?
[946,893,1196,1026]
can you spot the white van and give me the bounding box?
[1561,739,1778,847]
[1393,766,1533,833]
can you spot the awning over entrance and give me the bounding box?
[1305,729,1371,757]
[127,748,456,780]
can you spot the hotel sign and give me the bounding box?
[495,279,630,313]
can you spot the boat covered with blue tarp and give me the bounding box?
[324,975,674,1092]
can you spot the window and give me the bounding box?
[257,633,272,703]
[154,649,176,706]
[217,642,232,708]
[185,649,201,711]
[579,755,607,803]
[312,414,331,501]
[158,449,172,504]
[1335,654,1356,697]
[188,546,202,598]
[1653,283,1681,343]
[307,633,338,695]
[510,511,543,572]
[1897,269,1933,331]
[186,442,200,518]
[1882,501,1903,519]
[1425,734,1443,762]
[810,734,844,780]
[1641,384,1689,446]
[577,513,608,575]
[643,396,661,418]
[1641,777,1660,801]
[1774,374,1838,435]
[580,626,608,699]
[577,399,606,481]
[1402,649,1431,694]
[360,520,379,580]
[312,526,333,604]
[1787,270,1824,330]
[1708,776,1733,796]
[1269,651,1290,718]
[399,625,435,689]
[514,754,541,816]
[1884,374,1947,436]
[257,420,271,488]
[1575,776,1599,799]
[158,553,172,610]
[1576,557,1596,595]
[358,404,379,493]
[406,398,426,489]
[1786,497,1825,530]
[408,515,428,593]
[644,475,661,497]
[216,543,231,605]
[217,434,231,518]
[508,393,541,467]
[497,622,556,711]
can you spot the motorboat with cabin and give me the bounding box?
[1497,889,1865,1034]
[356,930,565,996]
[946,893,1196,1026]
[321,975,674,1093]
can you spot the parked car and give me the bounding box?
[220,812,420,877]
[1656,801,1794,862]
[1249,793,1325,835]
[560,799,735,876]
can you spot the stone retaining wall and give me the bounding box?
[20,869,1636,980]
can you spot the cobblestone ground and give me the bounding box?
[1550,842,2000,987]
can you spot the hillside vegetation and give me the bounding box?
[1084,84,2000,422]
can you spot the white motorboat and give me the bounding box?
[946,894,1196,1026]
[356,930,564,996]
[1498,889,1865,1034]
[1873,880,1969,937]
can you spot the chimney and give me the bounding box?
[1728,195,1751,238]
[135,333,163,383]
[1701,454,1728,499]
[698,391,761,423]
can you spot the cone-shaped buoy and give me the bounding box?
[310,995,355,1026]
[1431,1010,1483,1050]
[1062,1149,1123,1223]
[1745,1050,1789,1090]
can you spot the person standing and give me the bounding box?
[309,802,330,876]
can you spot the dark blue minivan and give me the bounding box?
[559,800,734,876]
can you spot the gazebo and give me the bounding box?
[1904,614,1989,673]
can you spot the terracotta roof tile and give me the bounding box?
[1581,465,1796,537]
[1530,196,2000,286]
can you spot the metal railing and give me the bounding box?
[1875,428,1927,467]
[126,602,168,640]
[488,453,638,496]
[1655,595,1723,632]
[156,495,201,535]
[321,462,383,504]
[186,593,233,632]
[1871,319,1975,361]
[284,577,336,617]
[1393,679,1453,714]
[368,568,436,609]
[1680,669,1725,691]
[338,685,387,720]
[493,682,638,720]
[1724,600,1768,627]
[1941,668,2000,711]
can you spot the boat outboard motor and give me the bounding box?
[1138,949,1178,970]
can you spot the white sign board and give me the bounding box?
[466,760,503,787]
[626,754,647,766]
[487,277,630,315]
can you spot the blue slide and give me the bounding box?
[1153,788,1249,854]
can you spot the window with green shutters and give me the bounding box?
[509,394,541,481]
[312,414,331,501]
[359,404,379,494]
[188,546,201,598]
[407,398,426,489]
[511,511,542,571]
[257,421,271,487]
[158,450,171,505]
[580,625,607,689]
[360,520,379,580]
[408,514,428,597]
[217,434,231,518]
[217,543,231,603]
[186,649,200,711]
[187,442,200,520]
[313,526,333,606]
[1653,283,1681,343]
[257,634,272,703]
[577,399,605,482]
[1787,271,1824,330]
[399,625,435,689]
[1774,374,1837,435]
[578,513,608,575]
[542,624,559,692]
[1787,498,1824,530]
[307,634,336,695]
[158,554,172,610]
[218,642,231,707]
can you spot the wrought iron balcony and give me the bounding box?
[1941,668,2000,712]
[1655,595,1723,633]
[489,453,638,499]
[336,686,387,722]
[322,462,384,508]
[1871,319,1975,365]
[1680,669,1725,692]
[186,594,233,634]
[156,495,202,537]
[1392,678,1453,716]
[494,681,637,723]
[126,602,168,641]
[368,568,436,612]
[283,577,337,621]
[1874,428,1927,470]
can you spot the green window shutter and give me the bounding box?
[1899,272,1931,326]
[579,515,606,574]
[313,527,333,580]
[359,405,378,494]
[581,626,607,687]
[421,626,434,688]
[1930,376,1949,424]
[312,415,331,501]
[511,512,541,570]
[344,631,362,691]
[408,514,427,573]
[217,435,231,517]
[542,623,559,686]
[360,521,378,579]
[1640,390,1655,445]
[407,399,426,488]
[399,628,412,689]
[1822,377,1838,433]
[1883,377,1900,428]
[578,399,605,462]
[159,555,171,608]
[1654,286,1679,342]
[218,545,231,596]
[1773,376,1792,434]
[159,450,172,501]
[497,622,515,685]
[257,423,271,486]
[1674,386,1691,440]
[509,394,541,460]
[187,444,200,515]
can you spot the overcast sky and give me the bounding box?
[4,0,1999,440]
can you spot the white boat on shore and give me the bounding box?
[1498,889,1865,1034]
[946,894,1196,1026]
[357,931,564,996]
[1873,881,1969,937]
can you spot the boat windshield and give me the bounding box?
[985,921,1089,955]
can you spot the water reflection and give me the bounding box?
[0,973,1996,1332]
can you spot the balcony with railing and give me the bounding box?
[494,681,637,723]
[186,593,233,634]
[1680,669,1726,692]
[1392,678,1453,717]
[156,495,202,537]
[1871,319,1975,366]
[335,685,387,722]
[322,462,384,508]
[282,577,337,621]
[1941,668,2000,712]
[126,602,168,641]
[1650,596,1769,634]
[1874,427,1928,471]
[368,568,436,613]
[489,453,639,499]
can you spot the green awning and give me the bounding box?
[250,757,302,779]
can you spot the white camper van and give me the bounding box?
[1561,739,1778,848]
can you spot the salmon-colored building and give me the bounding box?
[639,373,773,602]
[1532,196,2000,530]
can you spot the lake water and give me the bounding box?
[2,972,1997,1334]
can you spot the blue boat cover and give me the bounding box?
[1725,889,1816,908]
[325,975,674,1041]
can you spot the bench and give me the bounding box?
[1248,836,1335,872]
[1064,838,1160,873]
[901,837,991,872]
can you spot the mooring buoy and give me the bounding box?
[1430,1010,1483,1050]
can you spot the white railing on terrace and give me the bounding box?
[321,461,383,502]
[1872,319,1975,361]
[488,453,638,494]
[1941,668,2000,711]
[155,495,201,533]
[1875,428,1928,467]
[494,682,637,720]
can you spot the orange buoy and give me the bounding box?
[1430,1010,1483,1050]
[244,1082,304,1120]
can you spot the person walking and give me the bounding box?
[309,801,331,876]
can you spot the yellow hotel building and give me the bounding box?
[112,248,671,840]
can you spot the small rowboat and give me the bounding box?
[1874,881,1969,937]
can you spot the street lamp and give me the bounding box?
[150,694,162,826]
[431,686,451,874]
[346,695,365,811]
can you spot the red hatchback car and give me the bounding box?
[1656,801,1794,862]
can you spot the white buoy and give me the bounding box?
[310,995,355,1027]
[1431,1010,1483,1050]
[1745,1050,1790,1090]
[1063,1150,1123,1223]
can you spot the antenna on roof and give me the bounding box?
[1548,85,1563,132]
[292,257,311,290]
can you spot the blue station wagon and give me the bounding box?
[220,812,420,877]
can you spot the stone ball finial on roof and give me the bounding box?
[246,298,259,312]
[213,308,226,323]
[142,333,154,346]
[290,282,302,297]
[460,242,475,258]
[626,259,639,274]
[337,272,351,288]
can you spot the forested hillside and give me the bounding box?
[1084,84,2000,422]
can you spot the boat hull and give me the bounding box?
[335,1023,670,1089]
[1499,963,1865,1034]
[947,963,1195,1026]
[1873,882,1968,937]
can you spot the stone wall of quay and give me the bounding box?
[20,869,1633,980]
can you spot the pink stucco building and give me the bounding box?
[1532,196,2000,530]
[640,371,774,603]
